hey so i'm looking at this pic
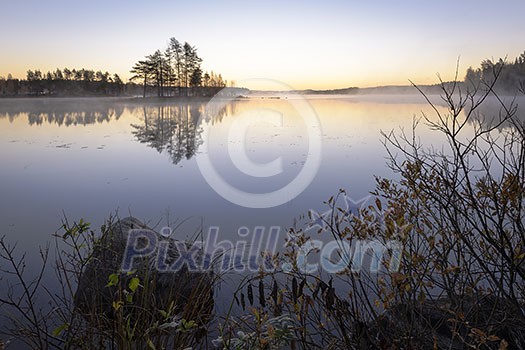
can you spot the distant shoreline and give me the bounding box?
[0,95,221,101]
[2,81,523,100]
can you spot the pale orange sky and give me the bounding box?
[1,0,524,90]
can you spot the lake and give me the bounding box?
[3,93,523,345]
[0,94,449,257]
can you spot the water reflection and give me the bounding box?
[0,95,466,255]
[0,98,125,126]
[465,96,525,130]
[131,105,203,164]
[1,96,523,132]
[0,98,239,165]
[130,102,235,164]
[27,108,123,126]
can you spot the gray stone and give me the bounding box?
[74,217,214,325]
[370,294,525,349]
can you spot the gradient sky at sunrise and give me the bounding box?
[1,0,524,90]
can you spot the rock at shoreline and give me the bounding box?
[74,216,214,326]
[371,294,525,349]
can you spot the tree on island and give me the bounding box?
[131,60,154,98]
[130,37,227,98]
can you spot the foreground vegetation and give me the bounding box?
[215,64,525,348]
[0,63,524,349]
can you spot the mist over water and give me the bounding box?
[1,95,523,251]
[1,93,525,346]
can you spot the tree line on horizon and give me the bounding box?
[130,37,230,98]
[0,36,232,98]
[465,50,525,92]
[0,68,128,97]
[26,68,124,84]
[2,49,525,97]
[0,62,227,98]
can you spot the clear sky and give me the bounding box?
[0,0,524,90]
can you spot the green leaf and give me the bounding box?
[129,277,140,292]
[180,319,197,330]
[112,300,123,311]
[62,226,77,239]
[78,219,90,232]
[147,339,156,350]
[52,323,68,337]
[106,273,119,287]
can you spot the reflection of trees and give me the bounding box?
[0,99,125,126]
[26,109,124,126]
[465,97,525,131]
[131,104,203,164]
[131,102,232,164]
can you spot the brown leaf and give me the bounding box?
[258,279,265,308]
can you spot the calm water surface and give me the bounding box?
[7,93,515,333]
[1,93,523,347]
[0,95,450,253]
